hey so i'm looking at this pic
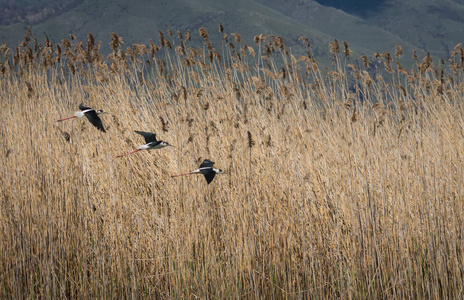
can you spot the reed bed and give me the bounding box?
[1,28,464,299]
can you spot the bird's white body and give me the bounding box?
[191,167,224,174]
[136,141,170,150]
[171,160,225,184]
[117,131,171,157]
[74,109,92,118]
[58,104,106,132]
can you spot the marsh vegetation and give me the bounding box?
[1,27,464,298]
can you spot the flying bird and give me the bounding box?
[116,131,171,157]
[57,104,106,132]
[171,159,225,184]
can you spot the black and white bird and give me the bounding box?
[171,159,225,184]
[116,131,171,157]
[57,104,106,132]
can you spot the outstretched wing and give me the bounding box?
[203,172,216,184]
[84,111,106,132]
[135,131,158,143]
[79,103,93,111]
[199,159,215,169]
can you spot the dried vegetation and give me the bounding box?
[1,27,464,298]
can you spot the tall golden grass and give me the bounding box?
[1,28,464,298]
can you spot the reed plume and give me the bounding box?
[1,29,463,300]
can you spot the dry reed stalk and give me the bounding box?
[0,31,463,299]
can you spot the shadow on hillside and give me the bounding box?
[314,0,387,16]
[0,0,83,25]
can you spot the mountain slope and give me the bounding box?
[363,0,464,57]
[0,0,335,57]
[257,0,425,58]
[0,0,461,64]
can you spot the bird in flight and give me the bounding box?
[116,131,172,157]
[171,159,225,184]
[57,104,106,132]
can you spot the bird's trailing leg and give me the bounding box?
[116,149,141,158]
[57,115,77,122]
[171,172,195,178]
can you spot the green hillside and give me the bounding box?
[0,0,462,64]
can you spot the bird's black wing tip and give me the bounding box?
[200,159,215,168]
[135,131,157,143]
[84,112,105,132]
[204,173,216,184]
[79,103,91,110]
